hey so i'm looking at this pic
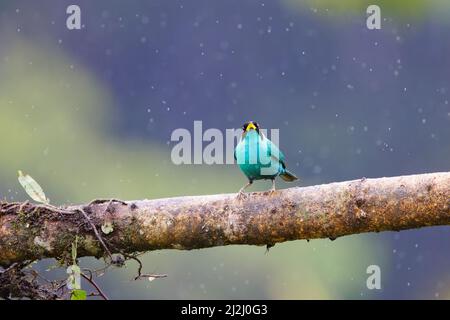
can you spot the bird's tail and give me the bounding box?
[280,169,298,182]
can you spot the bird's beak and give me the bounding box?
[246,122,257,131]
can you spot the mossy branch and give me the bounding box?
[1,171,449,267]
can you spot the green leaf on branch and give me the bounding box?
[71,289,87,300]
[17,170,49,204]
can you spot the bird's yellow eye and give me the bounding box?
[246,122,257,131]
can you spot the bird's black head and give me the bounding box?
[242,121,260,133]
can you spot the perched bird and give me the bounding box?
[234,121,298,198]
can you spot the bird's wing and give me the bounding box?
[266,139,286,168]
[235,134,245,161]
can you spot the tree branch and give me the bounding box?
[1,171,449,267]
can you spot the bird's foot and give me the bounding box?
[267,180,276,196]
[236,191,249,201]
[265,243,275,254]
[262,189,276,196]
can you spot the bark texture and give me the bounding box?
[1,171,449,266]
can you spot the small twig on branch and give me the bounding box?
[81,272,109,300]
[134,273,168,281]
[78,208,114,260]
[76,199,129,265]
[110,246,167,281]
[87,199,128,207]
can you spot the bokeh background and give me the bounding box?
[1,0,449,299]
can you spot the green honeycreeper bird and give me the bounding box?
[234,121,298,198]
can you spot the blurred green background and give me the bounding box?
[1,0,449,299]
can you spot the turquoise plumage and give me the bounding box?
[234,121,298,197]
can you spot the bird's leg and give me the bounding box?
[269,179,276,193]
[239,181,252,193]
[237,180,252,200]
